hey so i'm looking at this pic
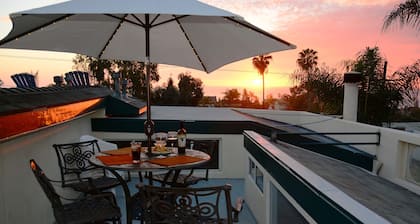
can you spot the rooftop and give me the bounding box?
[274,138,420,224]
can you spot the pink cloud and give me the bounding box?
[323,0,398,6]
[270,2,419,74]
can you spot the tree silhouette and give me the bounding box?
[353,47,402,124]
[115,60,159,100]
[178,72,204,106]
[394,60,420,107]
[383,0,420,31]
[153,77,180,105]
[72,54,159,100]
[221,88,241,107]
[294,48,319,83]
[252,54,272,108]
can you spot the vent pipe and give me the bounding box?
[343,71,362,122]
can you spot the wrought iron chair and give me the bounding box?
[53,140,123,194]
[149,140,217,187]
[29,159,121,224]
[133,184,243,224]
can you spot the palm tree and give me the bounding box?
[252,54,272,108]
[383,0,420,31]
[297,48,318,73]
[294,48,319,83]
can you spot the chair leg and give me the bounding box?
[147,171,153,185]
[138,171,143,182]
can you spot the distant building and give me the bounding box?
[199,96,217,107]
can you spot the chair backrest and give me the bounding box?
[64,71,90,86]
[29,159,63,209]
[136,184,234,224]
[53,140,102,186]
[11,73,36,88]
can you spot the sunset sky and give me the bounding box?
[0,0,418,99]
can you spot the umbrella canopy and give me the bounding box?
[0,0,295,73]
[0,0,296,154]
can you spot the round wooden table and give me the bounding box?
[89,148,211,224]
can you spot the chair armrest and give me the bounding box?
[232,197,244,223]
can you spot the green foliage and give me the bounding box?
[396,107,420,121]
[219,88,273,108]
[153,73,203,106]
[283,64,343,114]
[241,89,260,108]
[221,88,241,107]
[394,60,420,107]
[293,48,319,83]
[72,54,112,85]
[177,72,204,106]
[153,77,180,105]
[114,60,159,100]
[284,48,341,114]
[252,55,272,76]
[282,85,311,111]
[72,54,159,100]
[383,0,420,31]
[252,54,272,108]
[352,47,403,124]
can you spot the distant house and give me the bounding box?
[199,96,218,107]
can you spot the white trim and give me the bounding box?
[245,130,391,224]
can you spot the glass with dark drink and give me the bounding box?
[131,141,141,163]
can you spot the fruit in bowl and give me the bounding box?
[154,141,168,152]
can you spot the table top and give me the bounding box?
[90,147,210,171]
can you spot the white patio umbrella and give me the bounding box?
[0,0,296,152]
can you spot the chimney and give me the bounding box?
[112,73,121,98]
[53,76,64,86]
[343,71,362,122]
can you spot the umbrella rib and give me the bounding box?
[131,14,145,27]
[150,14,161,25]
[0,14,72,45]
[225,17,296,48]
[98,14,128,59]
[151,15,189,28]
[106,14,144,28]
[174,16,209,73]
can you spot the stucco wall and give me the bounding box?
[0,110,103,224]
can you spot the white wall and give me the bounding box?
[93,132,247,179]
[244,154,267,224]
[0,110,103,224]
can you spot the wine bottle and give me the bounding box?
[177,121,187,154]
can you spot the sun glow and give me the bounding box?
[252,79,262,86]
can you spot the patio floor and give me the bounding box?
[115,177,257,223]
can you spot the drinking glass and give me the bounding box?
[167,131,177,147]
[131,140,141,163]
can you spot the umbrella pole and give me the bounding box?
[144,14,154,156]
